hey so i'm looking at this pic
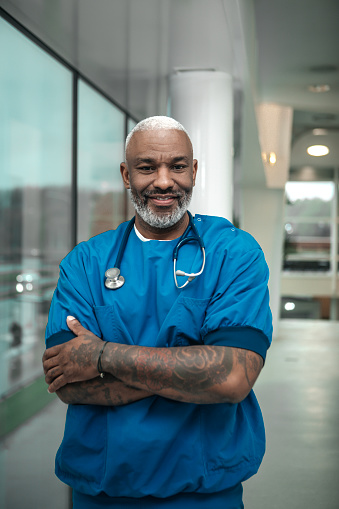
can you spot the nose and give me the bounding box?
[153,166,174,190]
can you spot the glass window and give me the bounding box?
[285,182,334,217]
[0,18,73,397]
[77,81,126,243]
[283,182,334,271]
[127,117,137,133]
[126,118,137,218]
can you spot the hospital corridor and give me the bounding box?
[1,0,339,507]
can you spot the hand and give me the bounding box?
[43,316,103,393]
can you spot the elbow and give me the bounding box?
[228,388,251,404]
[209,349,264,404]
[229,374,253,403]
[213,374,253,404]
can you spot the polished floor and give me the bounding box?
[1,319,338,509]
[244,320,339,509]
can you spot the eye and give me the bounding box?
[172,164,187,171]
[137,166,154,172]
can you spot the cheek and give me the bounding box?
[178,176,194,192]
[130,175,153,193]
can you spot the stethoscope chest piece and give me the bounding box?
[105,267,125,290]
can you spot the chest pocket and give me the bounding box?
[94,296,210,348]
[93,303,134,345]
[156,296,211,348]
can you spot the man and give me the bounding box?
[43,116,272,509]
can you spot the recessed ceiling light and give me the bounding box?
[307,145,329,157]
[261,151,277,166]
[308,84,330,93]
[269,152,276,165]
[312,128,328,136]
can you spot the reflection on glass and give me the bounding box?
[285,221,331,238]
[127,117,137,134]
[285,181,334,217]
[283,182,334,271]
[0,18,72,397]
[77,81,125,243]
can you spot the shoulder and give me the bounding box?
[195,214,262,256]
[60,221,130,269]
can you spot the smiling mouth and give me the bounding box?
[147,195,180,207]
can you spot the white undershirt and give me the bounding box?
[134,224,172,242]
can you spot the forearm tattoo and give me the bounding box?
[105,345,235,402]
[56,374,151,406]
[235,348,263,387]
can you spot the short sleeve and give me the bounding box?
[201,247,272,361]
[45,255,101,349]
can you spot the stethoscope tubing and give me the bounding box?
[114,216,135,269]
[172,211,205,260]
[105,211,205,290]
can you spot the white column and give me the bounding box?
[169,71,233,221]
[241,186,285,337]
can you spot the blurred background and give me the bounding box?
[0,1,338,508]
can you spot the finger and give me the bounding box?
[43,348,64,373]
[47,374,67,393]
[43,355,59,375]
[45,366,63,384]
[66,316,89,335]
[43,355,62,377]
[42,345,61,362]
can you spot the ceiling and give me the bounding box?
[1,0,338,175]
[254,0,339,170]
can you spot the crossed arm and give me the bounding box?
[43,317,263,406]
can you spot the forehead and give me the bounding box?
[126,129,192,161]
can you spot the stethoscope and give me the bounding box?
[105,211,205,290]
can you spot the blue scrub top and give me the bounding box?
[46,214,272,499]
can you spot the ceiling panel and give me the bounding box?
[2,0,338,172]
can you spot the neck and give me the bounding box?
[134,212,189,240]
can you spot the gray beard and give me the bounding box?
[129,190,192,229]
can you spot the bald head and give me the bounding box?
[125,116,193,161]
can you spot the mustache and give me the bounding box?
[143,190,184,198]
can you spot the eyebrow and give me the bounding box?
[134,156,190,165]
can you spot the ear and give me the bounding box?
[192,159,198,187]
[120,163,130,189]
